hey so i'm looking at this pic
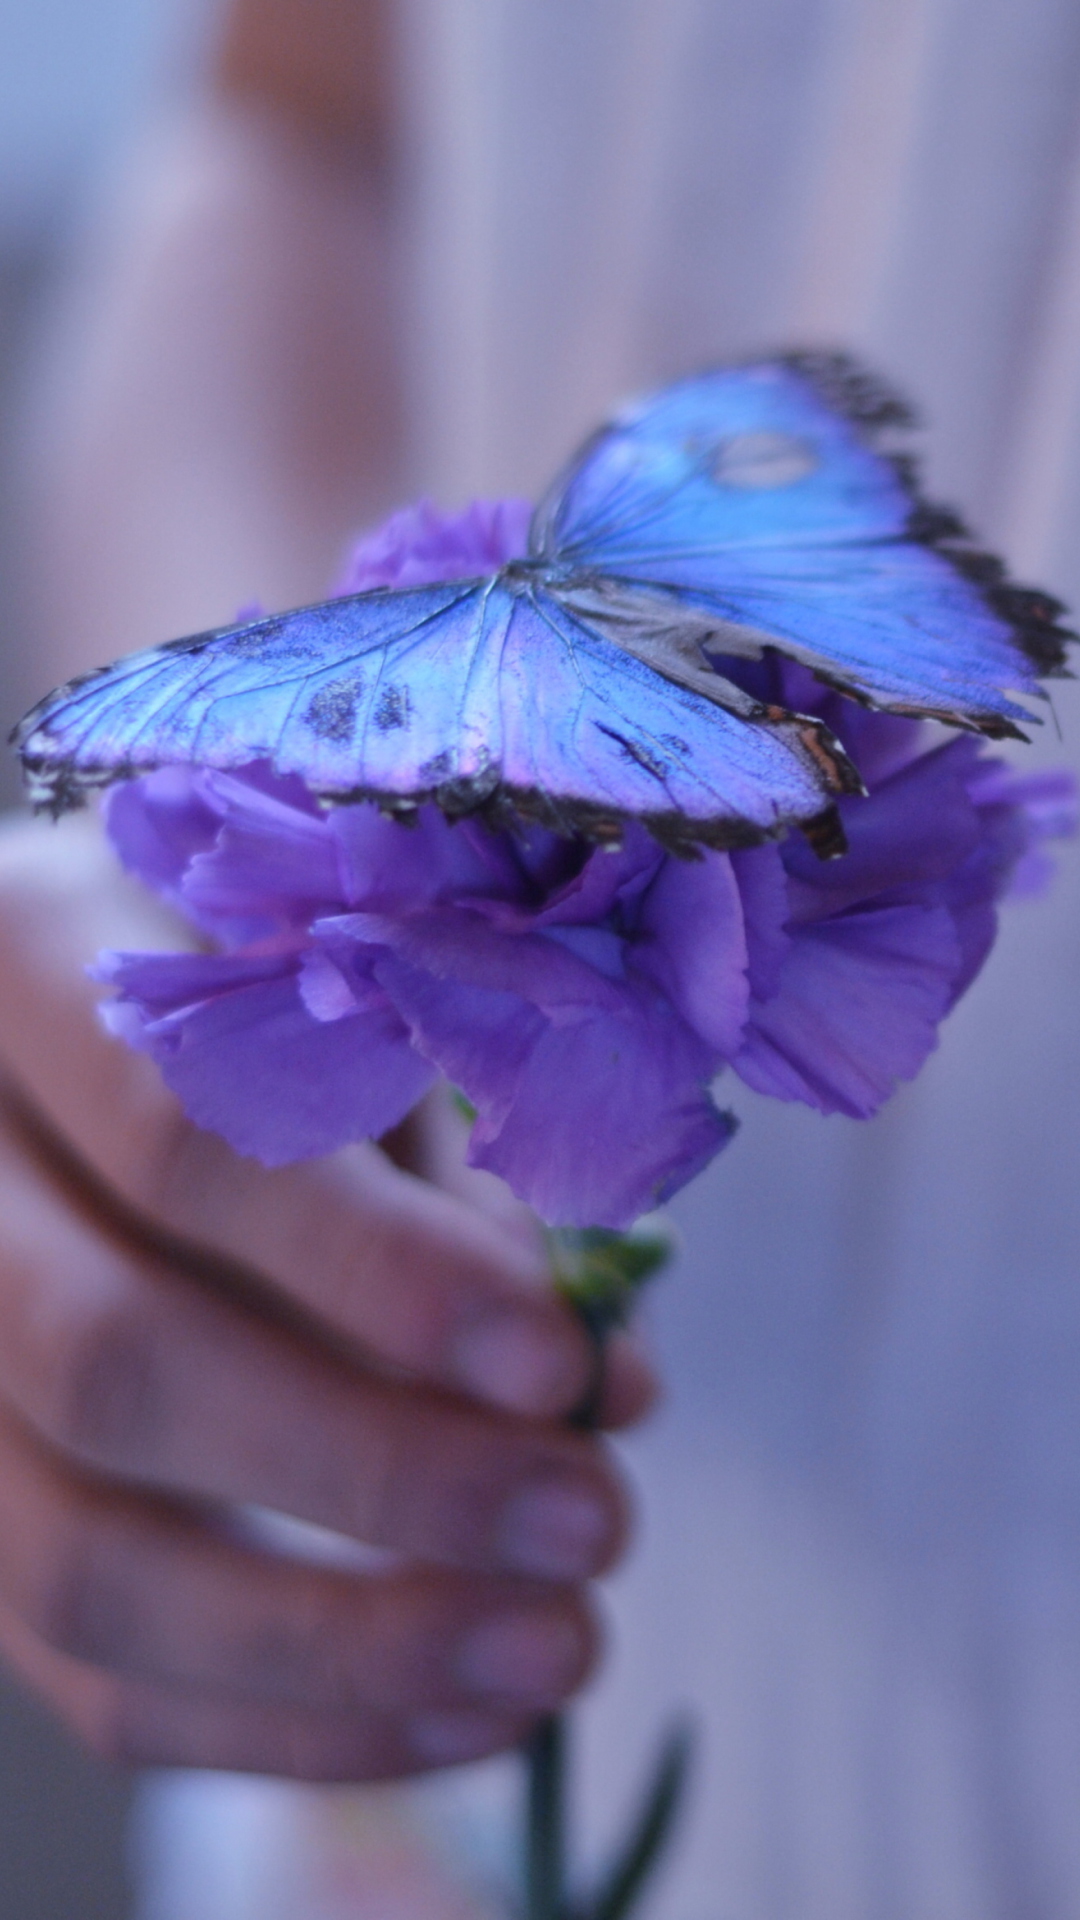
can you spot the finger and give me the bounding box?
[0,816,601,1422]
[0,1599,532,1780]
[596,1330,659,1429]
[216,0,393,165]
[0,1403,598,1716]
[0,1117,629,1579]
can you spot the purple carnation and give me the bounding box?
[94,500,1075,1228]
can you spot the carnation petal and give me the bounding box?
[945,899,998,1006]
[967,764,1078,901]
[468,992,735,1229]
[369,953,542,1132]
[368,948,732,1227]
[533,827,662,928]
[335,497,531,595]
[104,769,223,902]
[104,767,340,947]
[93,947,290,1012]
[782,736,984,920]
[96,950,432,1163]
[297,948,385,1021]
[634,849,749,1053]
[322,908,628,1017]
[731,844,791,1001]
[181,774,342,937]
[734,902,961,1118]
[330,804,522,910]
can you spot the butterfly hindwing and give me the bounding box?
[485,582,855,848]
[534,354,1072,735]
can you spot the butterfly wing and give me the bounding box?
[15,576,855,852]
[16,582,496,814]
[485,581,857,852]
[533,353,1072,736]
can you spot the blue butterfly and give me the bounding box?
[14,352,1072,858]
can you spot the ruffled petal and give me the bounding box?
[297,947,387,1021]
[731,845,790,1001]
[368,953,542,1134]
[335,497,532,594]
[103,769,222,904]
[181,774,342,938]
[533,825,662,929]
[782,737,985,921]
[369,948,732,1227]
[320,908,628,1017]
[734,902,960,1118]
[330,804,524,911]
[965,764,1078,901]
[942,899,998,1007]
[633,849,749,1053]
[104,766,338,947]
[470,988,734,1228]
[95,949,432,1163]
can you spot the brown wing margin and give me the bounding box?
[777,348,1076,681]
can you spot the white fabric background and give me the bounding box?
[138,3,1080,1915]
[396,8,1080,1911]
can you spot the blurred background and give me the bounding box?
[0,9,203,1912]
[0,0,210,805]
[4,3,1080,1917]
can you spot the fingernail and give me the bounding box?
[455,1611,586,1701]
[408,1710,515,1765]
[452,1310,578,1414]
[498,1477,614,1578]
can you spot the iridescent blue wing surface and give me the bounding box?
[480,580,857,852]
[15,576,856,853]
[533,353,1073,737]
[17,582,483,813]
[20,352,1064,849]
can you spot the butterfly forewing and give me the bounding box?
[16,571,852,849]
[17,582,487,809]
[534,357,1071,735]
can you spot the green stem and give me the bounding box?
[522,1222,675,1920]
[525,1713,566,1920]
[523,1286,603,1920]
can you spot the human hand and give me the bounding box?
[0,811,653,1781]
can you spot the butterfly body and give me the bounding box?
[15,353,1073,856]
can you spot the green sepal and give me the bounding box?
[547,1216,676,1342]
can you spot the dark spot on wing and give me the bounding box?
[419,749,453,782]
[661,734,690,754]
[226,618,319,663]
[304,675,364,742]
[374,683,411,731]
